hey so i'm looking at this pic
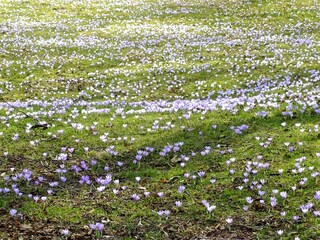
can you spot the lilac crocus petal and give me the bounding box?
[157,192,164,198]
[10,209,17,216]
[300,203,313,214]
[79,175,91,185]
[96,222,104,231]
[131,194,140,201]
[314,211,320,217]
[157,211,164,216]
[314,191,320,201]
[178,185,185,193]
[97,186,105,192]
[91,160,97,166]
[210,179,216,184]
[144,191,150,197]
[270,197,277,207]
[293,215,300,221]
[246,197,253,204]
[60,176,67,182]
[207,205,216,213]
[89,224,96,230]
[201,200,209,208]
[280,191,287,198]
[243,206,249,211]
[164,210,171,216]
[80,161,88,170]
[49,182,58,187]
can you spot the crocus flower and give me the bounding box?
[90,222,104,231]
[277,230,283,236]
[315,191,320,201]
[226,218,233,224]
[61,229,70,236]
[131,194,140,201]
[246,197,253,204]
[157,192,164,198]
[9,209,17,216]
[178,185,185,193]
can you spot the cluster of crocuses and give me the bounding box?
[0,0,319,239]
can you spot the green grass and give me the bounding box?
[0,0,320,239]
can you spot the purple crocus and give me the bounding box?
[157,192,164,198]
[9,209,17,216]
[131,194,140,201]
[270,197,277,207]
[246,197,253,204]
[300,203,313,214]
[314,191,320,201]
[90,222,104,231]
[198,171,205,178]
[79,175,91,185]
[178,185,185,194]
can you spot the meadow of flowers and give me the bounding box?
[0,0,320,239]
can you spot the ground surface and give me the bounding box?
[0,0,320,239]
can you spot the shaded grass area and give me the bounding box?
[1,108,320,239]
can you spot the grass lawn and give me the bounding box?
[0,0,320,239]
